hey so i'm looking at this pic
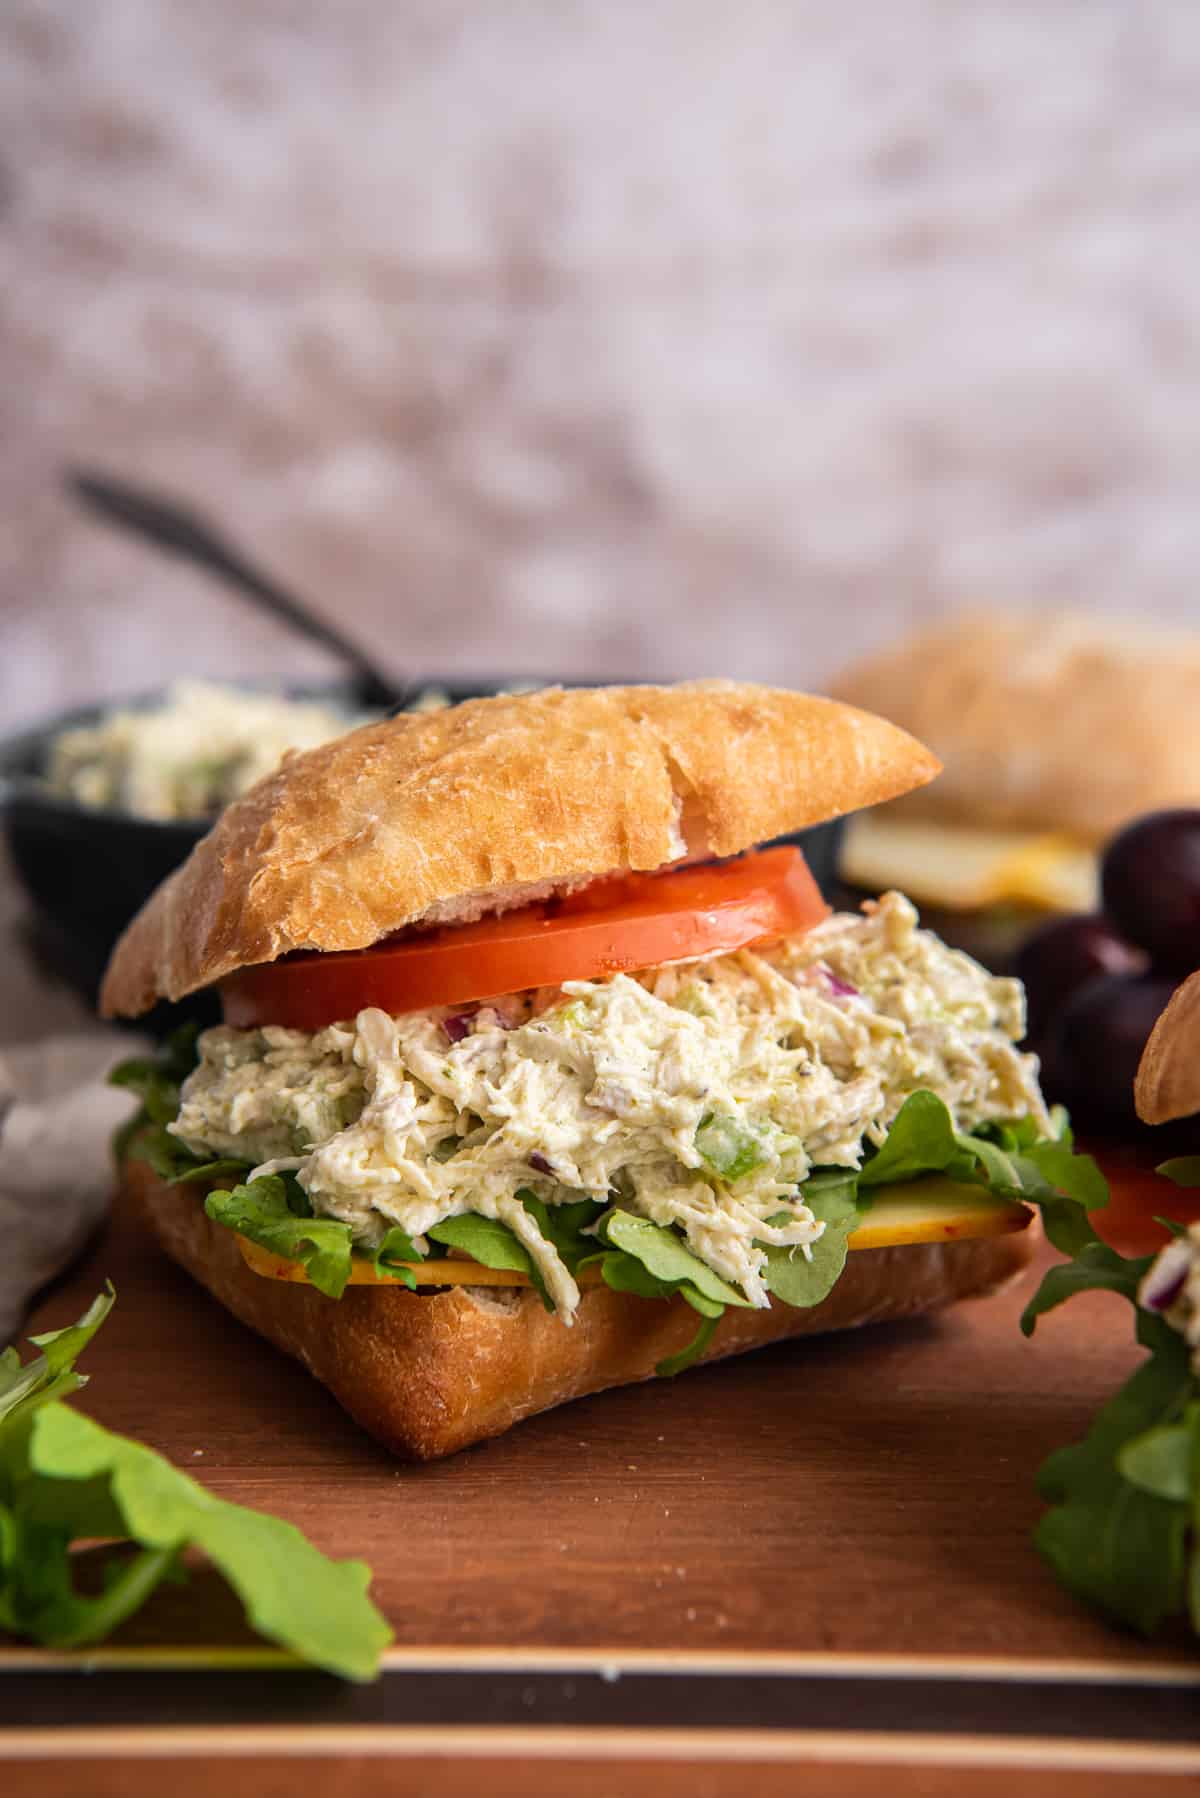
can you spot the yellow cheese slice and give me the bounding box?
[235,1177,1031,1289]
[841,814,1098,913]
[844,1175,1031,1248]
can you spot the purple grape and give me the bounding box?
[1046,971,1179,1129]
[1013,914,1145,1045]
[1101,810,1200,971]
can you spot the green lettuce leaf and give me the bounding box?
[205,1177,356,1300]
[428,1212,534,1270]
[131,1123,250,1188]
[858,1091,976,1188]
[372,1226,425,1288]
[517,1193,607,1274]
[0,1294,391,1678]
[1159,1157,1200,1188]
[428,1212,556,1310]
[654,1312,722,1378]
[763,1179,861,1310]
[23,1406,391,1677]
[0,1288,114,1431]
[109,1025,201,1128]
[597,1210,751,1313]
[856,1093,1106,1267]
[1019,1190,1200,1638]
[1034,1346,1193,1635]
[583,1210,753,1377]
[1118,1412,1196,1504]
[1019,1239,1155,1337]
[109,1026,249,1184]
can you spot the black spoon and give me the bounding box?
[67,469,400,710]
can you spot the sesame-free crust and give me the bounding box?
[100,681,939,1016]
[125,1160,1034,1461]
[832,610,1200,840]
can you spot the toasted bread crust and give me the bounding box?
[832,611,1200,840]
[125,1161,1034,1460]
[99,681,939,1016]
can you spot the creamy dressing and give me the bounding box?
[173,892,1048,1319]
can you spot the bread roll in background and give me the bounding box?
[832,609,1200,842]
[828,610,1200,943]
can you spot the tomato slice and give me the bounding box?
[221,846,829,1030]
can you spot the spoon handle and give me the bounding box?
[67,470,399,709]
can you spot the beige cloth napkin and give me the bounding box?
[0,1033,147,1344]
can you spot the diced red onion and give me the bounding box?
[443,1012,474,1043]
[824,970,859,998]
[1139,1239,1194,1313]
[529,1152,555,1176]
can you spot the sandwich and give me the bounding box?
[103,680,1085,1461]
[830,610,1200,961]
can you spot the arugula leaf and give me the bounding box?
[1018,1187,1200,1638]
[1020,1240,1155,1337]
[1119,1415,1194,1503]
[108,1064,182,1129]
[798,1168,860,1208]
[1018,1139,1110,1212]
[583,1211,750,1376]
[1159,1157,1200,1188]
[23,1407,391,1677]
[109,1025,200,1125]
[858,1094,1106,1239]
[655,1312,721,1378]
[858,1092,975,1188]
[589,1248,716,1318]
[598,1211,751,1312]
[372,1227,425,1288]
[0,1294,391,1678]
[131,1123,250,1188]
[0,1288,114,1430]
[428,1212,557,1310]
[764,1180,861,1309]
[994,1139,1110,1258]
[517,1193,606,1274]
[108,1026,230,1179]
[428,1214,534,1273]
[205,1178,356,1300]
[1034,1347,1193,1634]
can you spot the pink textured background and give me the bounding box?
[3,2,1200,725]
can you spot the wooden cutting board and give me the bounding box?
[3,1190,1199,1792]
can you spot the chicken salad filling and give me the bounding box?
[165,892,1051,1322]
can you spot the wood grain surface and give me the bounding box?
[3,1187,1198,1788]
[8,1750,1200,1798]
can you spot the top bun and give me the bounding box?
[832,610,1200,841]
[1136,968,1200,1125]
[100,680,939,1017]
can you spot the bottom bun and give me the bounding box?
[125,1162,1035,1460]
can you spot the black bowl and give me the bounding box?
[1,676,846,1028]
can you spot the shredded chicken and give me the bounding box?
[173,892,1048,1318]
